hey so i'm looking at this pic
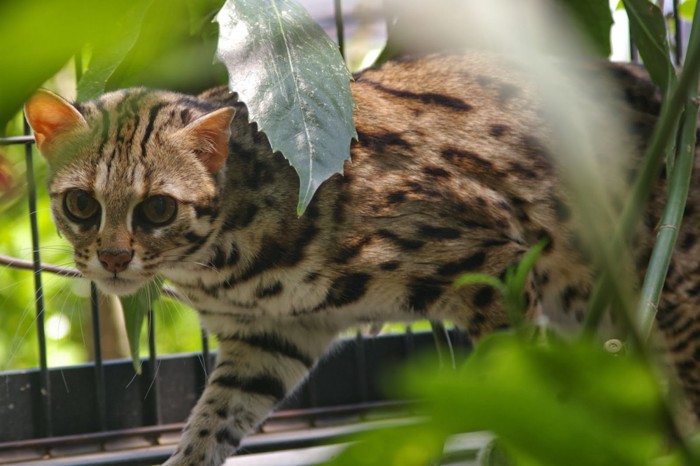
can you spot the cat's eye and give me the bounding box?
[63,189,100,223]
[136,195,177,227]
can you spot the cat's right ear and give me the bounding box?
[24,90,88,159]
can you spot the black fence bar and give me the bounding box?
[144,309,161,425]
[0,135,34,145]
[90,282,108,432]
[23,118,52,438]
[334,0,345,59]
[200,327,211,378]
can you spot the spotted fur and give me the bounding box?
[24,52,700,466]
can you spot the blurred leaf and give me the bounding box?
[556,0,613,56]
[327,333,669,466]
[680,0,697,21]
[622,0,674,91]
[120,277,163,373]
[216,0,356,215]
[106,0,227,94]
[0,0,145,130]
[77,1,153,101]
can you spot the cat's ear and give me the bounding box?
[24,90,88,158]
[177,107,236,174]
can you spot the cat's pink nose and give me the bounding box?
[98,249,134,274]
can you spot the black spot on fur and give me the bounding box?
[223,203,259,229]
[437,251,487,276]
[473,286,494,308]
[363,80,473,111]
[194,205,218,219]
[489,124,509,138]
[509,162,538,179]
[442,148,495,172]
[681,232,696,251]
[377,229,425,250]
[356,130,411,151]
[324,273,372,308]
[211,373,286,401]
[334,236,371,264]
[417,225,461,240]
[561,286,579,310]
[387,191,407,203]
[199,429,210,438]
[380,261,400,271]
[422,166,451,178]
[222,332,314,368]
[215,427,241,446]
[256,281,283,299]
[407,277,446,313]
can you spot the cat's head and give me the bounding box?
[25,89,235,295]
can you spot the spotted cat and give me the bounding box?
[24,51,699,466]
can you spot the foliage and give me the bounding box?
[621,0,675,91]
[326,333,678,466]
[216,0,356,215]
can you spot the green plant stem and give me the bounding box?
[636,1,700,340]
[583,20,700,332]
[638,103,698,339]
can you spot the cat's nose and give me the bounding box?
[98,249,134,274]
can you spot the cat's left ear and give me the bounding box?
[24,90,88,158]
[176,107,236,174]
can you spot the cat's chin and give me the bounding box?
[95,277,147,296]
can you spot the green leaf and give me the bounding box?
[215,0,356,215]
[621,0,674,91]
[77,1,154,101]
[119,276,163,373]
[680,0,697,21]
[0,1,145,130]
[556,0,613,56]
[326,334,671,466]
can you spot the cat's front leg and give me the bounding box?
[163,324,337,466]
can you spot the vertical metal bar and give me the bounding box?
[201,327,211,379]
[24,117,52,437]
[144,309,161,425]
[90,282,107,431]
[673,0,683,64]
[333,0,345,59]
[354,332,368,404]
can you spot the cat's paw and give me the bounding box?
[163,440,235,466]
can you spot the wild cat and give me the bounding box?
[24,51,700,465]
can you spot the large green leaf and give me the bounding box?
[215,0,356,215]
[622,0,675,91]
[0,1,145,131]
[77,1,154,101]
[556,0,613,56]
[119,277,163,373]
[325,334,673,466]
